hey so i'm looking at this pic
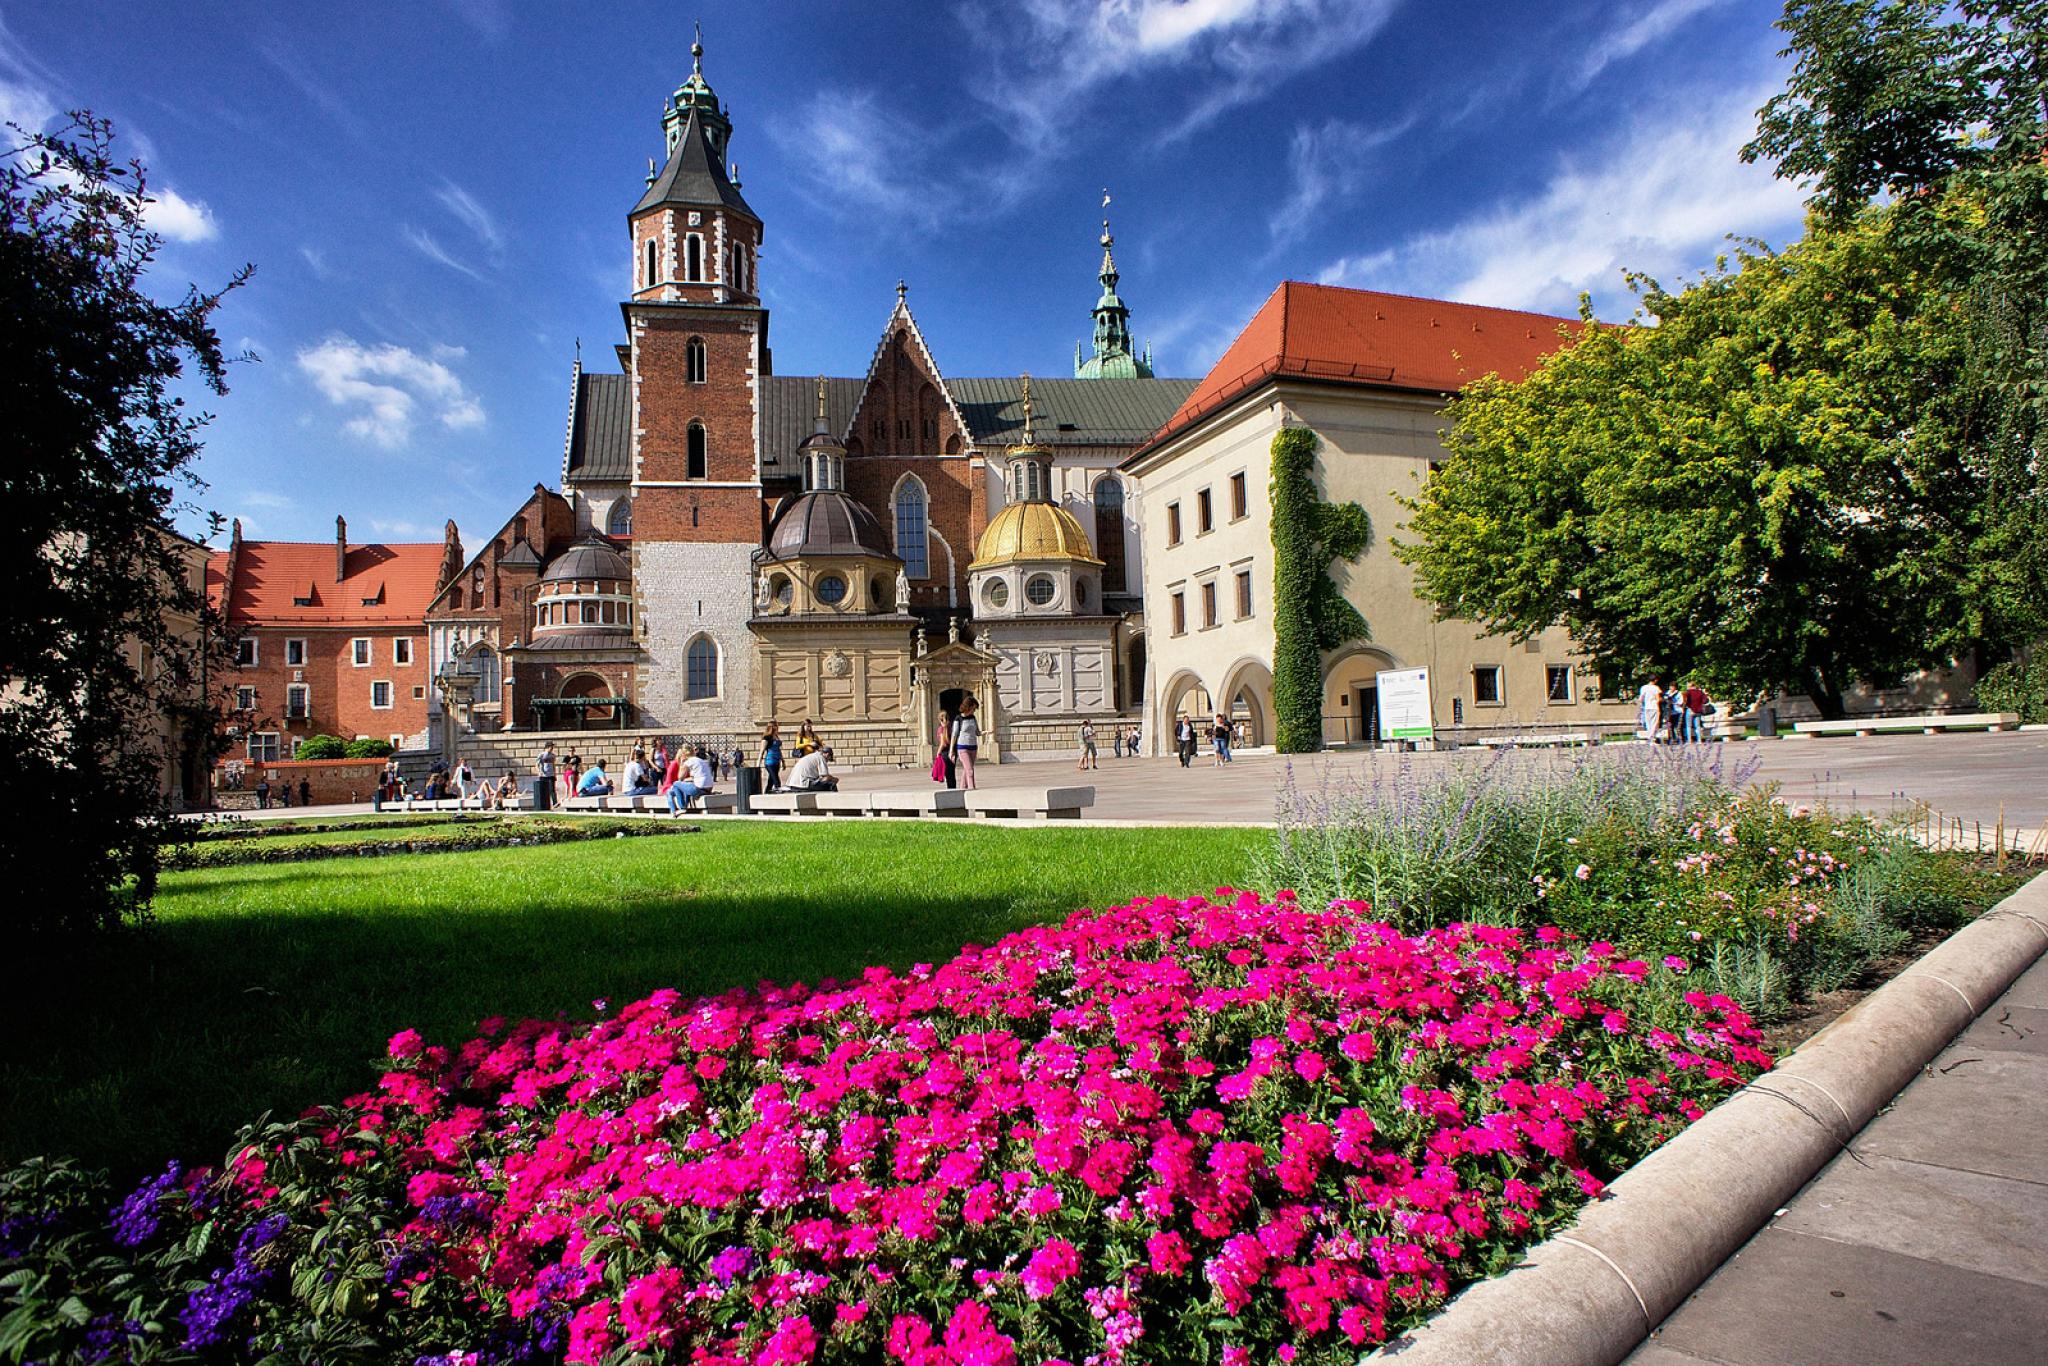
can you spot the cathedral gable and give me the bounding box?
[842,293,970,459]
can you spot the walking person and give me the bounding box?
[297,777,311,808]
[535,741,557,809]
[1213,712,1233,765]
[255,775,270,809]
[563,751,582,803]
[1077,719,1098,771]
[1175,714,1195,767]
[1682,678,1709,744]
[761,722,784,793]
[953,697,981,790]
[933,709,957,789]
[1112,727,1124,759]
[1638,676,1665,744]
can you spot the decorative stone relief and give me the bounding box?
[823,650,851,679]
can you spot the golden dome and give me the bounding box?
[970,500,1104,570]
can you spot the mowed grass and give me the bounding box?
[3,822,1265,1178]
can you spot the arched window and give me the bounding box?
[1093,477,1128,592]
[685,636,719,700]
[685,235,703,282]
[606,500,632,536]
[644,238,658,288]
[686,337,707,384]
[687,423,708,480]
[894,477,929,580]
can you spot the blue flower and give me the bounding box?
[109,1161,182,1249]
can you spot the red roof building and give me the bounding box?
[1137,281,1583,457]
[209,517,459,760]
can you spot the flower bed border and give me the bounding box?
[1370,868,2048,1365]
[168,820,697,868]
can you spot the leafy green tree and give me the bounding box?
[2,114,248,935]
[344,739,396,759]
[1270,427,1372,751]
[296,734,349,760]
[1398,211,1976,717]
[1747,0,2048,659]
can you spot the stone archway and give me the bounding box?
[559,672,615,726]
[1321,647,1399,746]
[1216,656,1276,748]
[1158,669,1212,754]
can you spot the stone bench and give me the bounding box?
[962,786,1096,820]
[1791,711,2019,738]
[748,791,821,814]
[865,788,970,818]
[397,795,531,812]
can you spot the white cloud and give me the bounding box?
[1315,85,1807,317]
[404,223,488,281]
[770,89,997,226]
[239,490,296,511]
[296,335,485,448]
[434,181,503,254]
[145,186,218,242]
[0,14,58,135]
[1270,115,1415,245]
[1570,0,1738,93]
[300,245,332,279]
[962,0,1402,150]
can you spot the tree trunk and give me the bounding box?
[1804,665,1847,720]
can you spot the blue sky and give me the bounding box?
[2,0,1808,550]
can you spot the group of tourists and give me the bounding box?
[1171,713,1238,767]
[1637,676,1716,744]
[1076,721,1143,769]
[760,720,838,793]
[251,775,312,809]
[931,698,981,790]
[404,759,521,807]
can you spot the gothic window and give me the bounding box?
[685,234,703,282]
[686,337,707,384]
[894,477,929,580]
[686,636,719,699]
[687,423,708,479]
[644,238,658,287]
[607,500,633,536]
[1093,477,1127,592]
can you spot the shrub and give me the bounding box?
[293,734,349,760]
[1974,651,2047,725]
[0,893,1765,1364]
[343,738,394,759]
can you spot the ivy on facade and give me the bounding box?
[1269,426,1372,752]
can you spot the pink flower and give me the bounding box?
[1021,1238,1081,1300]
[1147,1230,1192,1277]
[758,1313,818,1365]
[564,1300,617,1365]
[387,1028,425,1060]
[1574,864,1592,881]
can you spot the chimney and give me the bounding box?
[335,515,347,583]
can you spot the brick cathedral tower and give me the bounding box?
[625,31,769,728]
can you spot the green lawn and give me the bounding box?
[4,823,1265,1178]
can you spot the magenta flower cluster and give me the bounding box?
[271,891,1767,1364]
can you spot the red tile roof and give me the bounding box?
[1134,282,1586,455]
[209,540,447,627]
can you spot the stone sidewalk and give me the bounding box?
[1626,951,2048,1366]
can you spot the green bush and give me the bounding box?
[1269,426,1372,752]
[293,734,349,760]
[342,738,394,759]
[1975,651,2047,724]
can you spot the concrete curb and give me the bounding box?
[1370,870,2048,1366]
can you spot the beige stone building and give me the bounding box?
[1123,282,1638,751]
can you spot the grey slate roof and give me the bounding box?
[634,109,756,219]
[541,538,630,583]
[565,373,631,484]
[516,630,639,654]
[949,377,1196,446]
[760,377,864,478]
[763,490,897,559]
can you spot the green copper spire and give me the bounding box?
[663,23,732,164]
[1074,190,1152,380]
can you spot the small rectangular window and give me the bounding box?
[1171,591,1186,635]
[393,638,413,666]
[351,638,370,667]
[1197,488,1213,533]
[413,685,426,700]
[285,638,306,666]
[1166,503,1182,546]
[290,737,305,758]
[234,685,256,712]
[1472,665,1503,706]
[371,680,393,710]
[286,683,309,720]
[235,637,257,667]
[1546,665,1575,704]
[247,732,280,763]
[1230,471,1248,520]
[1200,581,1217,628]
[1235,569,1253,619]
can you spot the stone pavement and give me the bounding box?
[1626,950,2048,1366]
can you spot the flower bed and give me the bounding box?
[168,818,693,868]
[1,892,1765,1364]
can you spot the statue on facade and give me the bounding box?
[755,573,773,613]
[976,629,992,653]
[895,568,910,610]
[915,625,928,657]
[947,616,960,644]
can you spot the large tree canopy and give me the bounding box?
[1398,0,2048,718]
[1,114,246,934]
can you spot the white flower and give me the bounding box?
[1575,864,1592,881]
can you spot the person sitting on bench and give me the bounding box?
[786,745,838,792]
[577,760,614,797]
[666,745,718,815]
[622,748,658,797]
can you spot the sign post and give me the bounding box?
[1376,667,1435,745]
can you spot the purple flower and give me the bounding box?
[179,1214,288,1350]
[79,1314,145,1363]
[110,1161,182,1249]
[708,1243,753,1287]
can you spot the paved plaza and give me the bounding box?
[1628,951,2048,1366]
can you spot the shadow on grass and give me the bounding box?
[2,823,1263,1178]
